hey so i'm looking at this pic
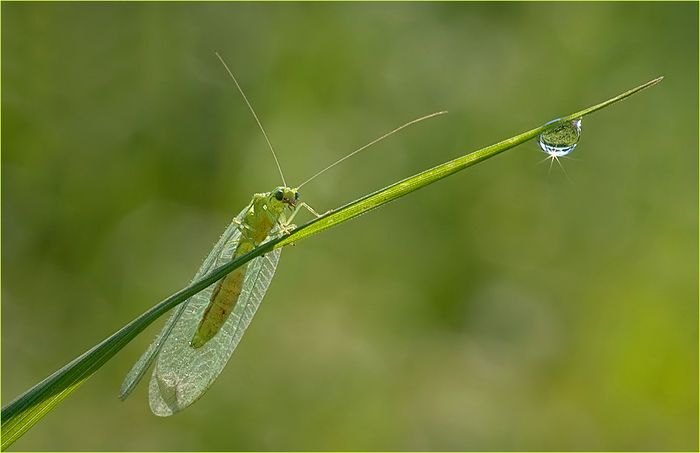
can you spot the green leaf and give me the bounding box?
[0,76,662,450]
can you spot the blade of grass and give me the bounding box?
[277,76,664,246]
[0,76,662,450]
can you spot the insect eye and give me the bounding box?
[274,190,284,201]
[294,192,300,200]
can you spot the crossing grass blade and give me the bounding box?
[0,76,662,450]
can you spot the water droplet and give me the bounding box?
[538,118,582,157]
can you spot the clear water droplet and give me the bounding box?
[538,118,582,157]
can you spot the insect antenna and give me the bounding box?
[297,111,447,189]
[215,52,287,186]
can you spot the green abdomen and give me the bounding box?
[189,226,270,348]
[190,263,249,349]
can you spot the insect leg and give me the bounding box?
[223,206,255,248]
[276,202,328,237]
[276,214,297,235]
[223,218,246,246]
[286,202,326,225]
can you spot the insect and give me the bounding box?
[119,52,446,416]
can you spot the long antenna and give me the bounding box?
[297,111,447,189]
[215,52,286,186]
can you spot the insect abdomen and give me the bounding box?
[190,264,248,348]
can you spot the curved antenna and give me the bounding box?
[297,111,447,189]
[215,52,286,186]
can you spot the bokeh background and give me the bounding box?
[2,2,697,451]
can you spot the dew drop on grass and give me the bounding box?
[538,118,582,157]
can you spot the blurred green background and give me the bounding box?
[2,2,697,451]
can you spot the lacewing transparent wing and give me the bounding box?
[120,204,281,415]
[119,209,244,400]
[149,246,280,415]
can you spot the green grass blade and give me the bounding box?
[0,76,662,450]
